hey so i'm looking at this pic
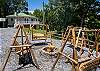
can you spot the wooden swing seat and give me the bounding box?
[32,33,47,40]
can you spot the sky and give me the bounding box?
[28,0,100,11]
[28,0,48,11]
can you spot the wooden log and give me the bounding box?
[73,28,82,71]
[51,29,71,71]
[79,57,100,71]
[14,41,20,52]
[0,48,12,71]
[59,52,78,64]
[75,28,82,48]
[16,36,25,37]
[12,25,21,45]
[22,25,30,44]
[96,43,99,57]
[16,47,30,54]
[29,48,40,69]
[80,32,84,57]
[10,44,31,48]
[75,29,99,32]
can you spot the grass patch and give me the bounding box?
[23,28,46,34]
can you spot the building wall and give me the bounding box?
[7,17,39,27]
[0,18,7,28]
[7,17,15,27]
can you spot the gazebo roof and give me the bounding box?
[6,13,37,18]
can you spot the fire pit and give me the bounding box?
[41,44,59,55]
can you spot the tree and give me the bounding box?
[48,0,100,29]
[0,0,28,17]
[33,9,43,22]
[69,0,100,27]
[33,0,100,31]
[0,0,6,17]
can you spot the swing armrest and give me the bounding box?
[10,44,31,48]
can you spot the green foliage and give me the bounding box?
[0,0,28,17]
[85,14,100,29]
[33,0,100,31]
[33,9,43,22]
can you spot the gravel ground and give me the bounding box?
[0,28,99,71]
[0,28,72,71]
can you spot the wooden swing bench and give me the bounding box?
[0,24,39,71]
[31,24,49,44]
[51,26,100,71]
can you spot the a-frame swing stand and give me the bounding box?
[51,26,100,71]
[0,24,39,71]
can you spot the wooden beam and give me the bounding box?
[59,52,78,64]
[29,48,40,69]
[75,29,100,32]
[22,25,30,44]
[12,25,21,45]
[16,47,30,54]
[51,29,71,71]
[16,36,25,37]
[96,43,99,57]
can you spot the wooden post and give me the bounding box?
[72,28,82,71]
[72,28,76,45]
[45,24,48,41]
[31,25,34,40]
[95,31,98,57]
[12,25,21,45]
[22,25,30,44]
[0,24,40,71]
[29,47,40,69]
[96,42,99,57]
[80,28,85,57]
[51,29,71,71]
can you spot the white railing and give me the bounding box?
[19,21,39,24]
[14,21,40,27]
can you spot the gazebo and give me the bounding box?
[6,13,39,27]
